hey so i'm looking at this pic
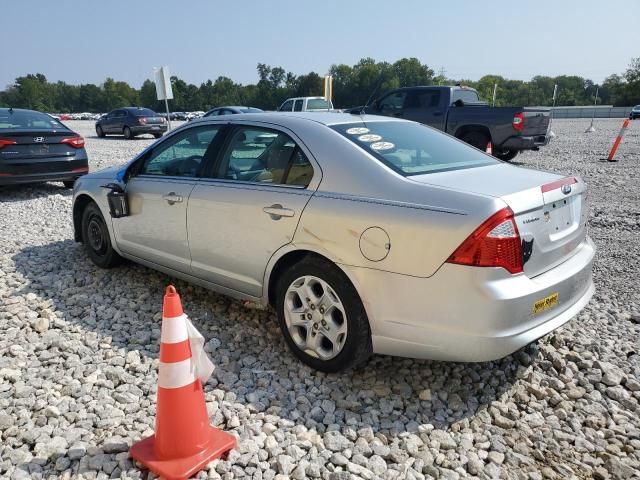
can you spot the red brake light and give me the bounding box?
[61,136,85,148]
[541,177,577,193]
[512,112,525,132]
[447,207,523,274]
[137,117,147,125]
[0,139,17,150]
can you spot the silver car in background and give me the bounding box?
[72,112,595,372]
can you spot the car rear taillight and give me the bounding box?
[512,112,525,132]
[137,117,147,125]
[447,207,523,274]
[61,136,85,148]
[0,139,17,150]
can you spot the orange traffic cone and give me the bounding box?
[485,142,493,155]
[130,285,235,480]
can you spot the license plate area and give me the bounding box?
[545,195,580,241]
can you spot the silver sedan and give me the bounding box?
[72,112,595,372]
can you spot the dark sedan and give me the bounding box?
[0,108,88,188]
[630,105,640,120]
[95,107,167,139]
[203,106,263,117]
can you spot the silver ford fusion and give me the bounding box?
[72,112,595,372]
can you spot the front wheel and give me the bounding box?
[275,256,372,372]
[63,180,75,189]
[153,133,163,139]
[96,125,105,138]
[123,126,133,140]
[81,202,122,268]
[493,149,519,161]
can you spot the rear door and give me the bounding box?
[112,124,223,273]
[403,89,446,129]
[187,123,319,296]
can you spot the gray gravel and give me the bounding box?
[0,119,639,479]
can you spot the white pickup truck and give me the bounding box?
[277,96,334,112]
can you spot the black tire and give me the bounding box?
[63,180,75,189]
[81,202,122,268]
[96,125,105,138]
[493,149,519,162]
[153,133,163,139]
[460,130,490,151]
[123,126,133,140]
[275,256,372,372]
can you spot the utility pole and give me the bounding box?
[438,67,446,85]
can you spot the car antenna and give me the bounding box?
[358,74,385,115]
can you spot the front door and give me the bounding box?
[112,124,224,273]
[188,124,318,296]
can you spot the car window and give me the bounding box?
[306,98,331,110]
[279,100,294,112]
[451,89,480,104]
[332,121,498,176]
[0,110,65,130]
[205,109,219,117]
[293,100,303,112]
[216,127,313,187]
[406,90,441,109]
[140,125,221,177]
[378,92,407,111]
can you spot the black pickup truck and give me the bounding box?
[350,86,551,161]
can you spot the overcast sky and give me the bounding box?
[2,0,638,89]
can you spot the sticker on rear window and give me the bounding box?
[370,141,395,151]
[358,134,382,142]
[346,127,369,135]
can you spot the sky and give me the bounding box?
[2,0,638,89]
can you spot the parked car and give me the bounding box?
[630,105,640,120]
[202,106,264,118]
[95,107,167,139]
[0,108,88,187]
[278,97,334,112]
[170,112,188,121]
[347,85,551,161]
[72,112,594,372]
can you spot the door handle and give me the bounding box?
[263,204,295,219]
[162,192,183,205]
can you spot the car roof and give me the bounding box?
[191,111,407,127]
[0,107,47,114]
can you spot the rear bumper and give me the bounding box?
[501,134,550,151]
[130,125,168,134]
[0,170,87,185]
[344,236,595,362]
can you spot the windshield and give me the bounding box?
[130,108,158,116]
[307,98,331,110]
[331,121,498,175]
[0,109,67,130]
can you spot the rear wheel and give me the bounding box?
[275,256,372,372]
[96,125,105,138]
[460,130,490,151]
[81,202,122,268]
[494,149,519,161]
[123,126,133,140]
[63,180,75,189]
[153,133,163,139]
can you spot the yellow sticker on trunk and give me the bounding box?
[533,292,559,314]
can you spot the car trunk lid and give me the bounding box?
[521,108,551,136]
[0,130,80,159]
[409,164,588,277]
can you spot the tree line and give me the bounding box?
[1,57,638,113]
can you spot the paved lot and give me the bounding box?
[0,119,639,479]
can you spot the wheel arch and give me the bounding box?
[73,193,96,242]
[264,247,364,310]
[454,124,492,143]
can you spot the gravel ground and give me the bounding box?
[0,119,639,480]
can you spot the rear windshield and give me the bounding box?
[451,89,480,104]
[306,98,331,110]
[129,108,157,116]
[331,121,498,175]
[0,110,66,130]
